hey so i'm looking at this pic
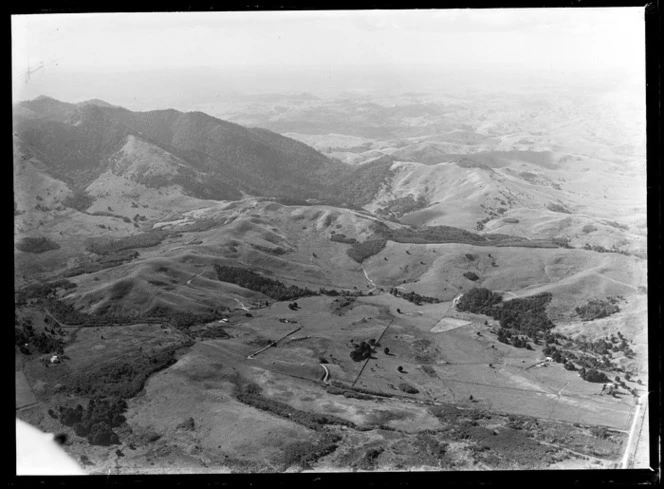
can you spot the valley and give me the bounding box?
[14,85,648,473]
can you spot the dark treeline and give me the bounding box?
[233,378,357,431]
[389,287,442,305]
[214,265,317,301]
[366,221,562,249]
[85,231,168,255]
[148,306,230,330]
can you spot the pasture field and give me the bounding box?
[16,290,633,472]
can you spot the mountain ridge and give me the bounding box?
[13,96,393,207]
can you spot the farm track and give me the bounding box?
[621,394,648,468]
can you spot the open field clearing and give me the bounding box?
[431,318,471,333]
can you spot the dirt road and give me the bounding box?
[362,266,377,292]
[621,393,648,468]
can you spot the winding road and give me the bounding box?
[233,298,251,311]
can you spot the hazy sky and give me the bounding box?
[12,8,645,104]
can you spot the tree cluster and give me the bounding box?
[455,288,503,316]
[53,397,126,446]
[214,265,317,301]
[579,368,609,383]
[16,236,61,254]
[350,340,375,362]
[347,238,387,263]
[496,293,555,337]
[15,318,64,354]
[388,288,442,305]
[375,194,429,219]
[496,330,532,349]
[329,233,357,244]
[575,298,620,321]
[62,189,95,212]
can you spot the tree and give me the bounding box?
[384,347,390,355]
[87,422,118,446]
[397,366,404,373]
[581,368,609,383]
[74,422,90,437]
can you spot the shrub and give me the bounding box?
[329,233,357,245]
[547,203,571,214]
[463,271,480,281]
[398,383,419,394]
[63,189,94,212]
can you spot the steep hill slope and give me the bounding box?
[13,97,395,207]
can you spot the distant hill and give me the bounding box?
[13,96,394,206]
